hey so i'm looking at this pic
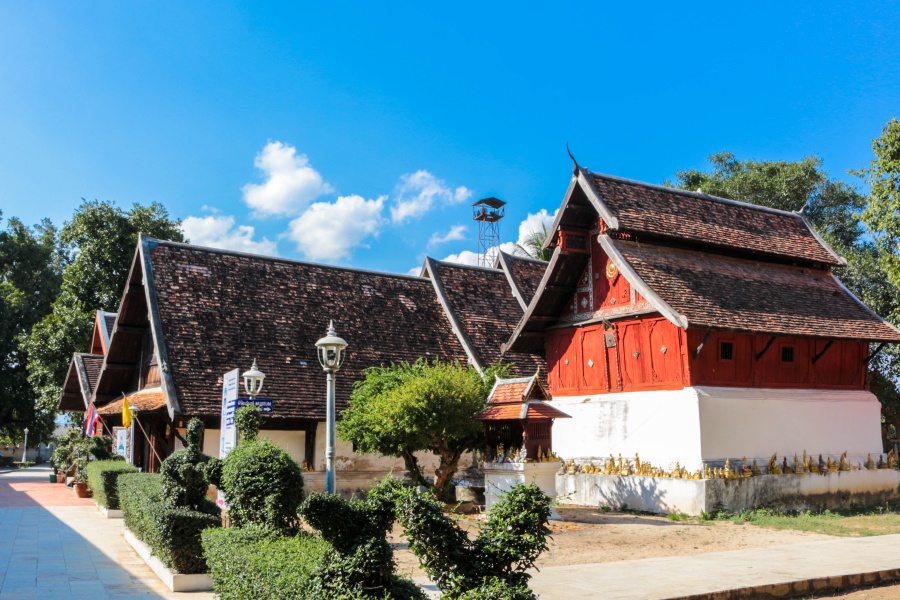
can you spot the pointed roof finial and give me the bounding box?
[566,142,581,174]
[327,320,337,336]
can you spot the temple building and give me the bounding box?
[58,236,545,493]
[504,165,900,474]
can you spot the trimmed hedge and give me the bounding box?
[201,526,330,600]
[85,460,137,509]
[118,472,220,574]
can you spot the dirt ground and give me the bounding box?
[388,506,833,579]
[812,584,900,599]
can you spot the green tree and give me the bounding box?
[0,212,62,442]
[671,152,866,248]
[855,118,900,287]
[24,200,184,428]
[671,151,900,447]
[337,360,507,499]
[516,224,552,261]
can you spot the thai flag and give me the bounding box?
[85,404,97,436]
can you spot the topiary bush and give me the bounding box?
[160,418,214,510]
[119,469,220,573]
[201,525,331,600]
[85,460,137,509]
[218,405,304,534]
[393,481,552,600]
[299,477,424,599]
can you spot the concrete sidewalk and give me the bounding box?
[0,465,215,599]
[526,534,900,599]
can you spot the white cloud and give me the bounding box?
[516,208,558,247]
[182,215,278,256]
[428,225,467,248]
[287,194,386,262]
[406,265,425,277]
[242,142,334,216]
[390,170,472,224]
[440,241,519,268]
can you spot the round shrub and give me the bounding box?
[220,437,304,534]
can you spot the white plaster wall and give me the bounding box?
[549,388,704,470]
[202,424,476,483]
[696,387,884,466]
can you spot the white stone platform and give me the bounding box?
[483,462,562,518]
[557,469,900,515]
[124,530,213,592]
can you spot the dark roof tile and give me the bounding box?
[149,242,470,420]
[612,239,900,342]
[590,173,843,266]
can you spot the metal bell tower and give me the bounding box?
[472,197,506,267]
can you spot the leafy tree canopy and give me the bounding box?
[0,212,62,441]
[854,118,900,287]
[24,200,183,436]
[671,152,866,249]
[337,359,508,498]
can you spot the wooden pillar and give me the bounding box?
[304,421,317,469]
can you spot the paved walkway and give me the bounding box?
[524,534,900,599]
[0,465,215,599]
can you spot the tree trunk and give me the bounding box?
[433,448,464,501]
[400,448,429,489]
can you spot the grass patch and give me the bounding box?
[720,507,900,537]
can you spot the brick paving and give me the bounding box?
[0,465,214,599]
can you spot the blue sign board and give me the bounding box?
[236,397,274,413]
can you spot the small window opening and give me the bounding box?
[719,341,733,360]
[781,346,795,363]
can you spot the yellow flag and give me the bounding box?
[122,395,132,428]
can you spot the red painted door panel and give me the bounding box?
[581,328,608,392]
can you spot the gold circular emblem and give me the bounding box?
[606,261,618,278]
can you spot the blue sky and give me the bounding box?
[1,2,898,275]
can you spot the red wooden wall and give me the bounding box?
[686,329,867,390]
[546,316,689,395]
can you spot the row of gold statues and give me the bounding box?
[565,454,702,479]
[300,461,316,472]
[562,449,899,480]
[490,443,561,464]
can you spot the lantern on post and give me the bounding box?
[315,321,348,495]
[242,359,266,398]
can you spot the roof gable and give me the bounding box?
[424,258,545,374]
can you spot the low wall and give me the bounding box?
[557,470,900,515]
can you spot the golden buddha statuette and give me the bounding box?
[751,460,761,476]
[866,454,876,470]
[782,456,793,475]
[839,451,849,472]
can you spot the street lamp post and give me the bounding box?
[22,428,29,463]
[315,321,347,495]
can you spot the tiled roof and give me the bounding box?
[426,260,544,373]
[148,241,470,420]
[79,355,103,394]
[498,252,547,307]
[589,173,844,267]
[98,389,167,416]
[488,381,529,404]
[102,312,117,340]
[476,401,570,421]
[610,238,900,342]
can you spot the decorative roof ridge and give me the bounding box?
[495,252,530,312]
[497,250,549,266]
[427,257,504,274]
[422,256,485,374]
[797,213,847,266]
[138,235,181,419]
[829,273,900,337]
[599,235,689,330]
[588,170,806,219]
[145,236,432,282]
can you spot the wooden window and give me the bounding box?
[781,346,795,363]
[720,341,733,361]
